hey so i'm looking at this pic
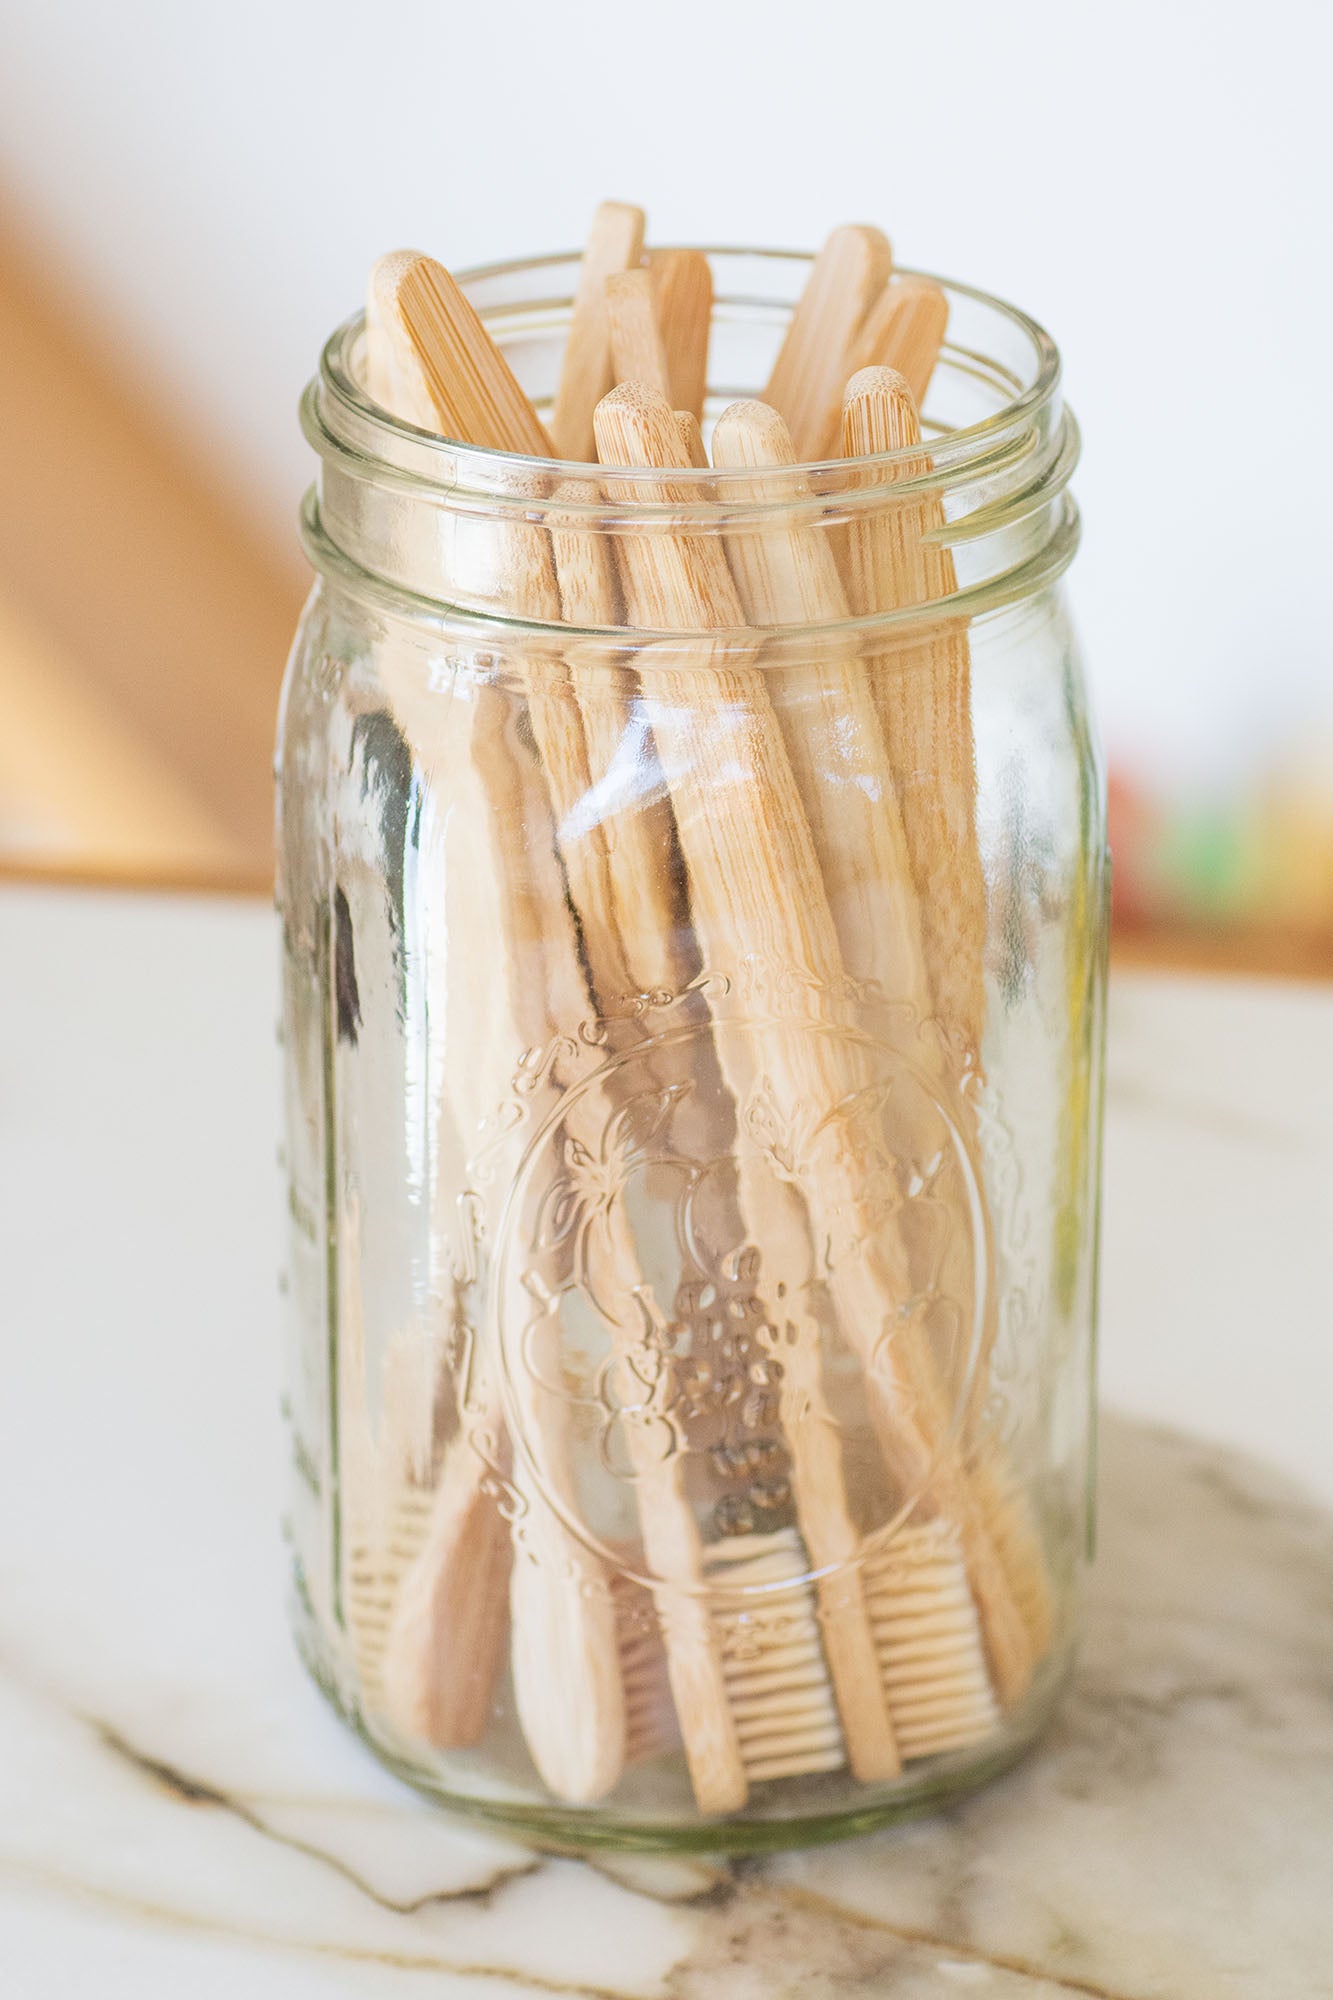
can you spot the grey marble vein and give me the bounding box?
[3,1416,1330,1997]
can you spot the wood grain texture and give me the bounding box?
[572,412,901,1783]
[761,225,892,460]
[675,410,709,469]
[373,293,755,1813]
[651,249,712,423]
[364,287,640,1803]
[550,202,646,461]
[840,366,1053,1661]
[841,366,987,1064]
[365,251,444,429]
[849,276,949,412]
[709,398,930,1067]
[548,479,691,1005]
[711,397,1040,1714]
[606,268,671,400]
[375,251,555,456]
[597,383,1035,1709]
[544,483,751,1816]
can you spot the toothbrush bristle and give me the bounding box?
[343,1482,435,1704]
[865,1521,999,1759]
[705,1527,845,1782]
[614,1572,680,1763]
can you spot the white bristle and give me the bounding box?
[864,1522,999,1759]
[613,1572,678,1763]
[352,1501,1004,1782]
[343,1484,434,1702]
[704,1526,845,1784]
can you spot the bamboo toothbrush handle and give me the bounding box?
[708,405,1031,1708]
[596,383,1036,1706]
[376,250,555,454]
[847,276,950,414]
[840,366,1053,1685]
[761,225,892,459]
[594,388,928,1464]
[711,397,933,1008]
[841,369,987,1079]
[547,480,697,1003]
[607,268,672,401]
[382,263,752,1812]
[357,283,516,1749]
[551,202,647,459]
[549,473,901,1790]
[651,249,713,424]
[378,1392,514,1745]
[546,485,759,1814]
[368,255,644,1802]
[366,252,444,429]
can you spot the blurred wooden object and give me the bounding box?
[0,593,235,878]
[1110,919,1333,983]
[0,202,306,892]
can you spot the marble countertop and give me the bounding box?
[2,884,1331,1998]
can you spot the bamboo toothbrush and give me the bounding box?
[550,201,646,459]
[466,680,636,1809]
[709,398,927,1002]
[651,248,713,423]
[595,382,1035,1709]
[546,468,887,1790]
[548,470,901,1787]
[372,250,558,453]
[366,253,645,1803]
[709,396,1009,1751]
[351,658,581,1762]
[378,253,774,1813]
[761,224,892,459]
[338,278,522,1751]
[337,734,528,1751]
[356,230,1048,1800]
[550,245,866,1799]
[488,223,892,1792]
[840,365,1053,1654]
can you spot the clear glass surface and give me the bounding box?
[277,250,1104,1848]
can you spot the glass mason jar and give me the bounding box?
[277,247,1104,1850]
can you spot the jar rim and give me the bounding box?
[301,244,1080,631]
[308,245,1065,506]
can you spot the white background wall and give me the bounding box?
[1,0,1329,787]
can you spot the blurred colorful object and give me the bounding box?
[1109,738,1333,949]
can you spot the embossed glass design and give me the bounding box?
[277,250,1105,1848]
